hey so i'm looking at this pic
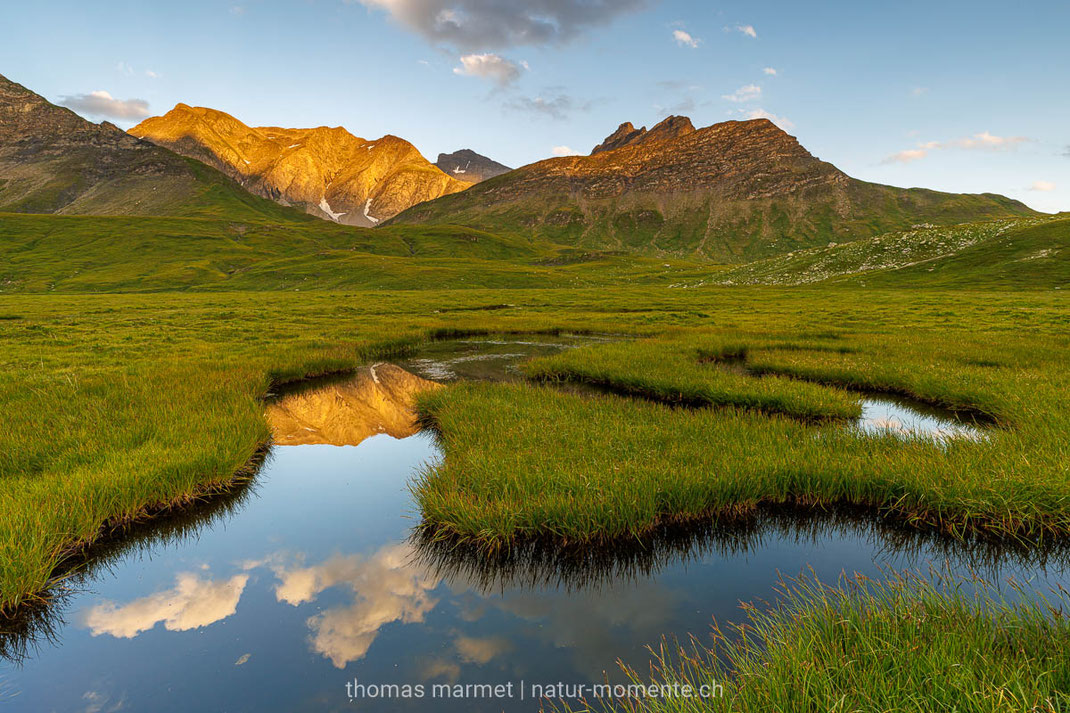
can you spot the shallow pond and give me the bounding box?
[0,336,1060,712]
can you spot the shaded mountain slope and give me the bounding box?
[435,149,511,183]
[0,73,299,222]
[389,116,1038,263]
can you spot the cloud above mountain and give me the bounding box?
[58,90,150,120]
[505,91,597,120]
[453,53,526,85]
[883,132,1030,163]
[354,0,647,50]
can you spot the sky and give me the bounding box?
[2,0,1067,213]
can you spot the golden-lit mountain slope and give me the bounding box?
[131,104,469,226]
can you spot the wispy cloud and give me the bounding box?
[911,86,929,97]
[116,62,159,79]
[453,53,526,86]
[656,79,701,91]
[722,84,761,103]
[728,24,757,38]
[741,107,794,131]
[762,67,777,76]
[883,131,1030,163]
[353,0,647,51]
[58,90,150,120]
[1061,145,1070,157]
[505,92,595,120]
[654,97,697,116]
[552,145,581,157]
[672,29,699,48]
[952,132,1028,149]
[1029,180,1056,192]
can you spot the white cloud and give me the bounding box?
[145,69,159,79]
[354,0,647,51]
[1029,180,1056,192]
[885,148,929,163]
[453,53,524,86]
[741,107,795,131]
[58,90,151,120]
[722,84,762,103]
[552,146,581,157]
[911,87,929,97]
[952,131,1028,150]
[762,67,777,76]
[672,29,699,48]
[882,131,1031,164]
[731,24,757,38]
[81,572,248,638]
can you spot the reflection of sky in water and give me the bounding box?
[0,352,1054,713]
[856,395,985,442]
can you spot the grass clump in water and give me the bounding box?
[414,332,1070,544]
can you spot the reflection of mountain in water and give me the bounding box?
[267,364,441,446]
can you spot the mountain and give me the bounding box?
[130,105,469,226]
[435,149,511,183]
[0,73,292,220]
[388,116,1039,262]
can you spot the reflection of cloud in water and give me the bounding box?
[454,635,512,664]
[265,539,683,675]
[81,689,126,713]
[81,572,248,638]
[270,544,440,668]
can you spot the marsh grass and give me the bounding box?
[555,572,1070,712]
[414,323,1070,545]
[0,286,1066,612]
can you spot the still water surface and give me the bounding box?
[0,337,1062,712]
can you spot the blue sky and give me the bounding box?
[2,0,1067,212]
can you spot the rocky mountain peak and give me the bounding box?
[130,105,469,226]
[644,115,695,143]
[591,121,647,155]
[434,149,512,183]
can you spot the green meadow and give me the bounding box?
[0,207,1067,709]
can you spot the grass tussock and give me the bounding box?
[558,572,1070,713]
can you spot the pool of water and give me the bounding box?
[0,337,1058,712]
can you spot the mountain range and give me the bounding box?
[389,116,1037,262]
[130,104,469,226]
[0,73,289,221]
[0,71,1043,270]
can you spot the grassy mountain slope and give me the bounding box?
[131,104,469,226]
[715,216,1068,289]
[0,212,710,292]
[388,117,1037,263]
[0,74,308,224]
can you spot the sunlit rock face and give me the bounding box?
[129,104,470,226]
[266,364,441,446]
